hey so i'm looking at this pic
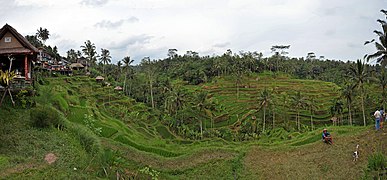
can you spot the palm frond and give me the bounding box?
[377,19,387,25]
[366,51,383,61]
[374,30,384,37]
[364,39,375,45]
[375,42,387,51]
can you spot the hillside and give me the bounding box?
[0,75,386,179]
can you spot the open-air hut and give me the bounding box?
[0,24,38,83]
[69,63,84,70]
[95,76,104,82]
[114,86,123,91]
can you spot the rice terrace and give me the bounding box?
[1,1,387,179]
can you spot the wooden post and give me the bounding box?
[24,55,28,80]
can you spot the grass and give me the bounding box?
[0,74,384,179]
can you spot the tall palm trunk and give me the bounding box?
[200,120,203,139]
[348,102,352,126]
[272,109,275,129]
[297,111,300,131]
[149,75,154,109]
[262,106,266,132]
[310,108,314,131]
[361,94,366,126]
[123,73,127,95]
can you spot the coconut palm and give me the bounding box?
[365,9,387,67]
[36,27,49,44]
[378,70,387,110]
[307,97,318,130]
[141,57,155,108]
[66,49,79,63]
[81,40,98,71]
[341,83,354,125]
[348,59,368,126]
[117,60,122,74]
[99,48,112,75]
[330,99,344,126]
[258,88,271,132]
[291,91,308,131]
[122,56,134,96]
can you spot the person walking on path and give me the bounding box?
[380,108,384,129]
[374,108,381,131]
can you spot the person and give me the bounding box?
[374,108,381,131]
[381,108,385,129]
[322,129,332,144]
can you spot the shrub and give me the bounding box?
[30,106,61,128]
[367,152,386,171]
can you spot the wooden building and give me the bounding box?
[0,24,38,82]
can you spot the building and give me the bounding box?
[0,24,38,82]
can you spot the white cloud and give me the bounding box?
[94,17,139,29]
[0,0,385,64]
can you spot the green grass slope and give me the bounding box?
[0,75,386,179]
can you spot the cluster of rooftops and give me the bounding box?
[0,24,87,82]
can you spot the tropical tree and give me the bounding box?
[330,99,344,126]
[117,60,122,74]
[0,56,16,107]
[365,9,387,67]
[36,27,50,44]
[377,70,387,110]
[258,88,271,132]
[122,56,134,96]
[81,40,98,71]
[25,35,43,48]
[66,49,79,63]
[291,91,308,131]
[307,97,318,130]
[141,57,155,108]
[99,48,112,75]
[341,82,354,125]
[348,59,368,126]
[270,45,290,73]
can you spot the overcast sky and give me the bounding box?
[1,0,386,64]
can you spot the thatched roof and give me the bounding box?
[114,86,123,91]
[95,76,104,80]
[0,24,39,55]
[70,63,84,68]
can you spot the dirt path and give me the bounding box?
[243,128,387,179]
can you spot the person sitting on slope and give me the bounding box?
[322,128,333,144]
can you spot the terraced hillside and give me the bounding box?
[1,75,385,179]
[189,73,341,131]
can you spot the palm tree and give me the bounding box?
[36,27,49,44]
[378,71,387,110]
[99,48,112,75]
[122,56,133,96]
[365,9,387,67]
[291,91,307,131]
[348,59,368,126]
[331,99,344,125]
[117,60,122,74]
[258,88,271,132]
[81,40,98,72]
[141,57,155,108]
[307,97,318,130]
[341,83,354,125]
[66,49,79,63]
